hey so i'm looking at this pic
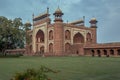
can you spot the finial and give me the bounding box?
[83,16,85,21]
[32,13,34,19]
[47,7,49,14]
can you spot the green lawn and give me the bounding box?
[0,56,120,80]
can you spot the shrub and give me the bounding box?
[11,66,59,80]
[0,53,23,58]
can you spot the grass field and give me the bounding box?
[0,56,120,80]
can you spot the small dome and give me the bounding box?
[91,18,97,21]
[25,21,31,24]
[55,7,63,14]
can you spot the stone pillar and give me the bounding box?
[100,49,103,56]
[94,49,97,56]
[114,49,118,56]
[107,49,110,57]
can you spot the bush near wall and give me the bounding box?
[11,66,59,80]
[0,53,23,58]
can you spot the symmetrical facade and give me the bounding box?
[26,7,120,57]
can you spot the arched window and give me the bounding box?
[97,50,101,57]
[73,33,84,43]
[103,50,107,55]
[110,49,114,55]
[65,43,71,52]
[65,30,71,40]
[117,49,120,55]
[49,30,53,40]
[49,43,53,53]
[36,30,44,43]
[86,33,92,42]
[91,50,95,56]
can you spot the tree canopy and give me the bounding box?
[0,16,26,52]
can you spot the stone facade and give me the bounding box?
[26,7,120,57]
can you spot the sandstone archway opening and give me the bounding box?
[86,33,92,42]
[36,30,44,43]
[49,43,53,53]
[73,33,84,43]
[117,49,120,55]
[110,49,114,55]
[49,30,53,40]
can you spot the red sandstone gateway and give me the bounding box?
[24,7,120,57]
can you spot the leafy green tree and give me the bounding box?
[0,16,25,53]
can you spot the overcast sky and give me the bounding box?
[0,0,120,43]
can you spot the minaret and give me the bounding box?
[53,7,64,55]
[89,18,98,43]
[53,6,64,22]
[89,18,98,28]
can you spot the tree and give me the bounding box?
[0,16,25,53]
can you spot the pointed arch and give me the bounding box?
[36,30,44,43]
[103,50,107,55]
[49,30,53,40]
[86,32,92,42]
[117,49,120,55]
[65,30,71,40]
[110,49,114,55]
[73,33,84,43]
[97,50,101,57]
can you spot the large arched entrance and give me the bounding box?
[73,33,84,43]
[36,30,44,43]
[73,33,84,55]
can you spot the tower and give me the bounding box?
[89,18,98,28]
[89,18,98,43]
[53,7,64,22]
[53,7,64,55]
[25,21,32,54]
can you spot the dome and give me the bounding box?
[25,21,31,24]
[91,18,97,21]
[54,7,63,14]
